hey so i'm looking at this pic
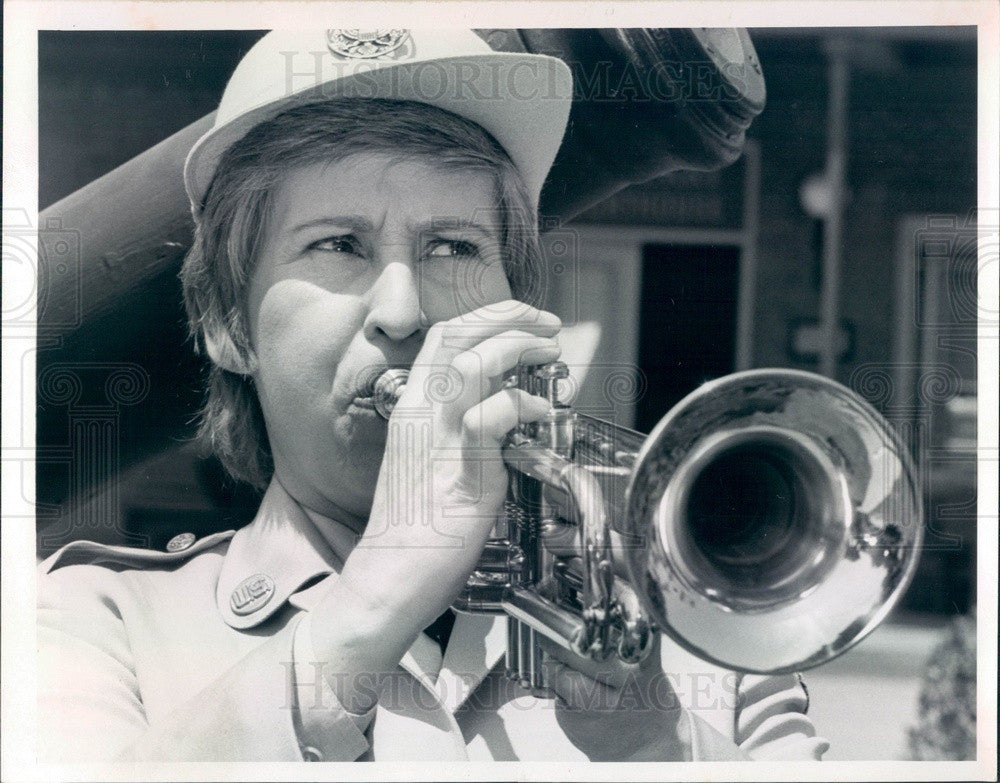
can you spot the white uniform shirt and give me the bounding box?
[37,479,828,762]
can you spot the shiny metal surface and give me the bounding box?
[622,369,922,673]
[372,364,922,674]
[372,368,409,419]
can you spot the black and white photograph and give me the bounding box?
[2,1,997,780]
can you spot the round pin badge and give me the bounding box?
[230,574,276,616]
[327,29,410,60]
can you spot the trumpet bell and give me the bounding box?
[622,369,923,674]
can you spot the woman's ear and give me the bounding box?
[203,322,257,375]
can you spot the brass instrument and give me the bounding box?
[372,363,922,690]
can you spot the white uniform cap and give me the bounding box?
[184,29,574,216]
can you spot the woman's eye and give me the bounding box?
[308,235,363,256]
[424,239,481,260]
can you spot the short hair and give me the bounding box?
[180,98,544,488]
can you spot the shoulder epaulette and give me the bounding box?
[40,530,236,574]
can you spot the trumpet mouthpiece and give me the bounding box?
[372,368,409,419]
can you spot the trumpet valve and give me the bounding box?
[534,361,570,407]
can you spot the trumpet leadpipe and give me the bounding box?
[369,363,575,424]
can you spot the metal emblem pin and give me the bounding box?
[166,532,196,552]
[326,29,410,60]
[230,574,276,616]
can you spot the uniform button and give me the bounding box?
[301,745,323,761]
[166,532,196,552]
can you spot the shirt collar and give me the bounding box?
[215,479,350,630]
[214,477,506,701]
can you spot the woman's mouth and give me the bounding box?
[350,366,410,418]
[351,394,377,410]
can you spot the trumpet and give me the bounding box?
[371,363,922,690]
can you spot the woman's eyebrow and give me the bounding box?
[288,216,376,237]
[415,219,499,240]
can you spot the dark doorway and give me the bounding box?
[636,244,741,433]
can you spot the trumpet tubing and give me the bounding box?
[371,362,922,681]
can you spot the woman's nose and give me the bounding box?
[363,262,424,342]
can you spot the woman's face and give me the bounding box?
[246,152,511,521]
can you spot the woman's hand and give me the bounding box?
[310,301,561,708]
[541,635,693,761]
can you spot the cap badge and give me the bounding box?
[230,573,276,616]
[327,29,411,60]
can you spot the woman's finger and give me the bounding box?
[538,634,640,690]
[453,330,560,379]
[459,389,551,450]
[423,301,561,356]
[736,681,809,740]
[737,674,803,709]
[737,713,819,751]
[448,332,560,406]
[543,657,617,713]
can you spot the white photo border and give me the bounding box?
[3,2,997,781]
